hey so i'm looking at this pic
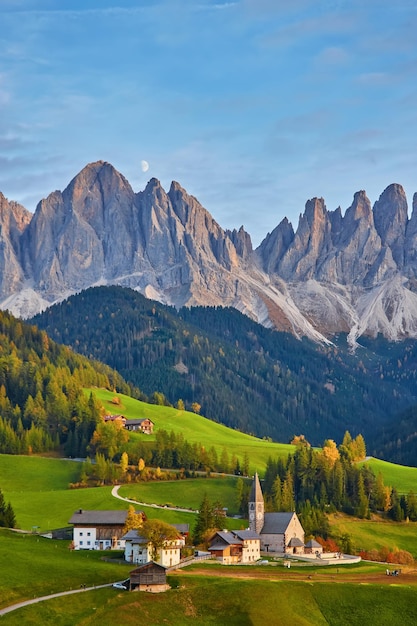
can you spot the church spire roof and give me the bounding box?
[249,472,263,503]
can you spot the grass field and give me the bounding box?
[118,475,245,515]
[359,457,417,494]
[85,388,295,473]
[0,529,131,611]
[2,571,417,625]
[0,454,243,531]
[329,512,417,557]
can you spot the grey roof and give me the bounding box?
[69,510,129,525]
[209,541,230,551]
[126,418,153,425]
[288,537,304,547]
[130,561,167,573]
[173,523,190,534]
[122,530,148,543]
[209,529,260,550]
[305,539,322,548]
[249,473,264,504]
[216,531,241,545]
[261,512,295,534]
[233,529,260,540]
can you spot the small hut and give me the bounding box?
[129,562,169,593]
[304,539,323,555]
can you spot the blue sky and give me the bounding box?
[0,0,416,246]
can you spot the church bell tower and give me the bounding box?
[248,472,264,534]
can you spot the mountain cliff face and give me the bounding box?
[1,160,417,347]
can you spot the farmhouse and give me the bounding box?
[104,414,126,426]
[69,509,145,551]
[249,474,305,554]
[208,529,261,564]
[129,562,169,592]
[124,418,154,434]
[123,524,187,568]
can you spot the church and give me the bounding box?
[248,473,305,554]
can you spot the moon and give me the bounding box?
[140,160,149,172]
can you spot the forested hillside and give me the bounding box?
[30,286,417,453]
[0,309,137,457]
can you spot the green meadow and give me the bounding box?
[2,572,417,626]
[118,475,244,514]
[0,529,131,611]
[0,454,243,531]
[359,457,417,494]
[85,387,295,472]
[329,513,417,557]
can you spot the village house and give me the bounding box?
[208,529,261,564]
[69,509,145,551]
[249,474,305,554]
[104,414,126,426]
[129,562,169,593]
[124,418,154,434]
[123,523,187,568]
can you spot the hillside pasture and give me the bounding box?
[0,454,198,531]
[2,570,417,625]
[85,388,295,472]
[329,513,417,558]
[0,529,131,611]
[118,475,245,515]
[359,457,417,495]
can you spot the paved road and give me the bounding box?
[0,584,112,617]
[111,485,198,513]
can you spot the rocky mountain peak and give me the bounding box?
[373,183,408,267]
[1,161,417,346]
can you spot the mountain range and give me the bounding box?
[1,160,417,348]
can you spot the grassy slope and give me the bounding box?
[86,388,295,472]
[2,572,417,626]
[0,455,241,531]
[0,529,131,610]
[329,512,417,557]
[359,457,417,494]
[118,475,244,514]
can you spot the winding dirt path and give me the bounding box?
[0,584,113,617]
[111,485,197,513]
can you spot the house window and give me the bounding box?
[87,532,91,537]
[79,532,83,536]
[80,541,83,546]
[87,541,91,546]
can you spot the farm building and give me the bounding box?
[249,474,305,554]
[129,562,169,592]
[104,414,126,426]
[208,529,261,564]
[304,539,323,555]
[123,524,187,568]
[69,509,145,551]
[124,418,154,434]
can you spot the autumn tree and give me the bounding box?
[120,451,129,475]
[122,505,144,534]
[141,519,180,561]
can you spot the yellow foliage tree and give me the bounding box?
[122,505,143,534]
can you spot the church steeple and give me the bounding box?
[248,473,264,534]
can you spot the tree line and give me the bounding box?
[0,309,138,457]
[30,285,417,452]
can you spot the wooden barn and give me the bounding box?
[129,562,170,593]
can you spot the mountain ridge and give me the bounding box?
[1,160,417,347]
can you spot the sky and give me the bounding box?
[0,0,416,246]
